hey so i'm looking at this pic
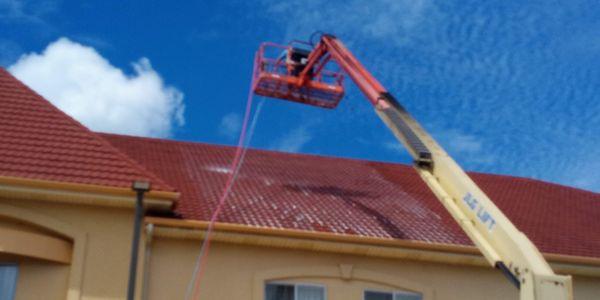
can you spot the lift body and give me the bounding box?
[252,34,573,300]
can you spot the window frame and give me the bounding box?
[265,281,327,300]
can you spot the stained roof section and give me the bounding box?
[102,133,600,258]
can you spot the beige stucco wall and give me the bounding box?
[1,194,599,300]
[15,260,71,300]
[0,198,137,300]
[147,237,600,300]
[0,216,70,299]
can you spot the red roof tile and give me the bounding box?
[0,68,174,192]
[101,133,600,258]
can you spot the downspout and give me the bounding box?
[142,223,154,300]
[127,181,151,300]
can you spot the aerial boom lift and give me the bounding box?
[252,34,573,299]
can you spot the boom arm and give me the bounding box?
[299,35,573,300]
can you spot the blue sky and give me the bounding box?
[1,0,599,192]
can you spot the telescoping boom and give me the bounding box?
[251,34,573,300]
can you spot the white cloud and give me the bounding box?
[8,37,185,137]
[218,112,241,140]
[552,145,600,192]
[383,141,403,153]
[0,0,57,24]
[433,129,496,167]
[440,130,482,153]
[384,129,495,168]
[271,125,312,153]
[259,0,434,46]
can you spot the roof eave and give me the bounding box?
[0,175,179,211]
[145,217,600,277]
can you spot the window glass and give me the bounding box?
[365,290,422,300]
[266,283,294,300]
[265,283,325,300]
[297,285,325,300]
[0,264,18,300]
[365,291,393,300]
[394,292,422,300]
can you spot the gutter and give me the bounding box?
[0,175,178,211]
[145,217,600,277]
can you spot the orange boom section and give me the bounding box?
[252,42,345,109]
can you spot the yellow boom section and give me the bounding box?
[375,94,573,300]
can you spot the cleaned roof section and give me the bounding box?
[102,133,600,259]
[0,68,174,192]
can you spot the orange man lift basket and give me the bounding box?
[252,41,345,109]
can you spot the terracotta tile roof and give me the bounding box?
[0,68,174,192]
[101,133,600,258]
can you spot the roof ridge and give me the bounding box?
[97,132,599,195]
[97,132,415,167]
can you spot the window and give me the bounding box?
[365,290,422,300]
[0,264,18,300]
[265,282,326,300]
